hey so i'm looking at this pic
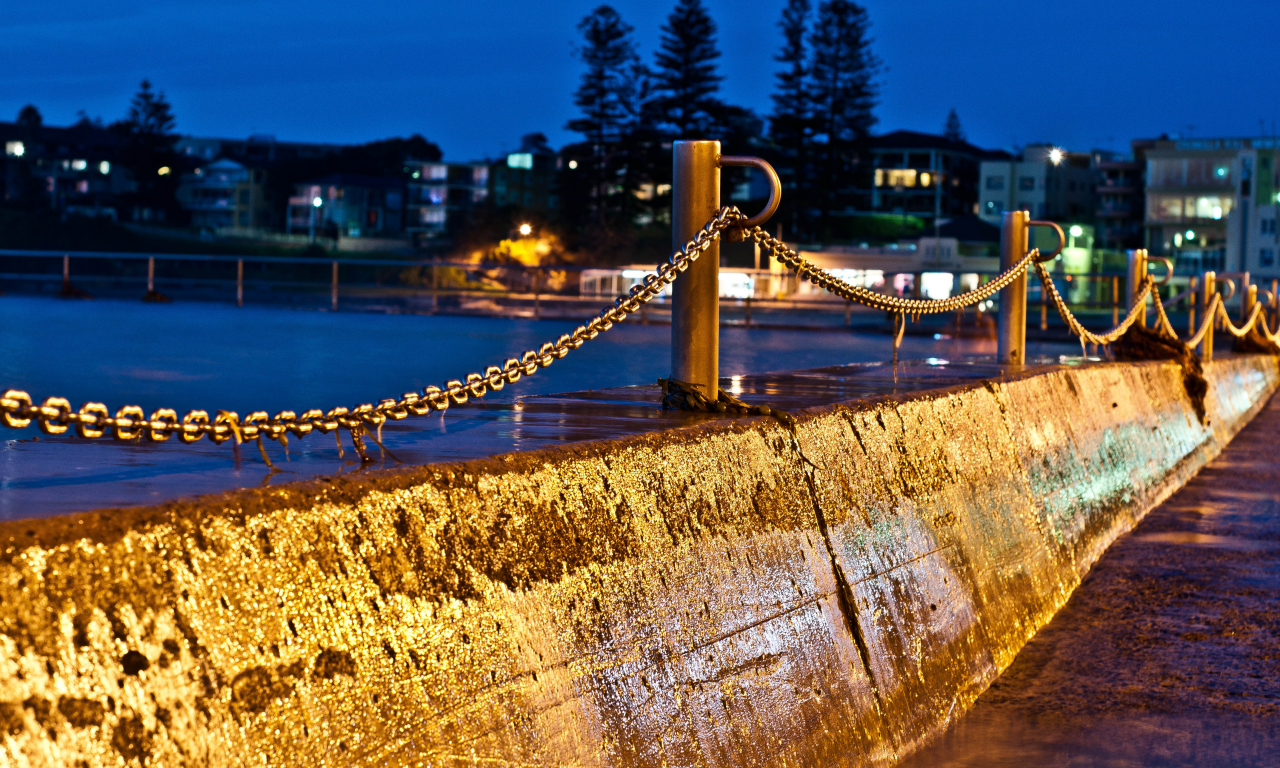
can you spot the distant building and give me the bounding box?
[867,130,1011,224]
[403,160,488,238]
[978,145,1097,225]
[175,158,272,231]
[286,175,404,238]
[1094,140,1154,251]
[0,120,133,216]
[1143,136,1280,278]
[175,134,342,164]
[490,134,558,211]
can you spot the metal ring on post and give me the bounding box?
[1150,257,1174,286]
[1220,278,1237,302]
[719,156,781,228]
[1027,220,1066,263]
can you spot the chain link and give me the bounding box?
[0,207,745,447]
[5,204,1279,452]
[746,228,1037,315]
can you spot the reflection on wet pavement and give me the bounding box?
[902,391,1280,768]
[0,357,1074,519]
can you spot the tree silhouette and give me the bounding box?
[568,5,644,225]
[944,108,965,143]
[808,0,879,236]
[647,0,723,138]
[111,81,181,221]
[770,0,813,239]
[16,105,42,128]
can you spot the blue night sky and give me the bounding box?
[2,1,1277,161]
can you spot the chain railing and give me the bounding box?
[0,208,743,461]
[4,198,1280,461]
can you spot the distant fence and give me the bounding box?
[0,248,1212,332]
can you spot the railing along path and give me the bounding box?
[4,153,1280,464]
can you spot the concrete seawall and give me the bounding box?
[0,356,1275,766]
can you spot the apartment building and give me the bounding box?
[1143,136,1280,278]
[868,131,1010,224]
[286,175,404,238]
[175,158,272,231]
[403,160,489,237]
[978,145,1097,224]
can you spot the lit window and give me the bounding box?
[878,169,917,188]
[428,165,448,180]
[474,167,489,185]
[4,141,23,157]
[507,153,533,170]
[920,172,931,186]
[568,160,578,169]
[71,159,87,171]
[99,161,110,175]
[158,166,171,176]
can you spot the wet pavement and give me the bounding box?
[902,390,1280,767]
[1,356,1074,519]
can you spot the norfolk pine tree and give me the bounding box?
[770,0,813,240]
[568,6,643,226]
[647,0,723,139]
[808,0,879,238]
[944,108,965,143]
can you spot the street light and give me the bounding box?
[1048,148,1064,166]
[518,223,533,237]
[309,196,323,242]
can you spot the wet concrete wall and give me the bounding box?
[0,356,1274,767]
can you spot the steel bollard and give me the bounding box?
[671,140,722,399]
[1201,271,1216,360]
[1126,249,1148,327]
[997,211,1029,365]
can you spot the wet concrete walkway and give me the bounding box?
[903,390,1280,767]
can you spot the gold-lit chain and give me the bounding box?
[3,205,1278,453]
[0,208,744,446]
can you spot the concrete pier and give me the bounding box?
[0,356,1275,766]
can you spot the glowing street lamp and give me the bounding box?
[1048,148,1064,166]
[309,196,324,242]
[518,223,533,237]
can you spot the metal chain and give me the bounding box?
[745,227,1037,315]
[1034,263,1152,346]
[0,207,746,446]
[6,202,1278,451]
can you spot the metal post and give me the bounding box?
[997,211,1029,365]
[147,257,155,293]
[431,261,439,315]
[1201,271,1216,361]
[62,254,70,294]
[1239,271,1251,321]
[1111,275,1119,326]
[671,140,720,398]
[1188,277,1198,337]
[1246,284,1257,326]
[1126,249,1148,327]
[744,297,752,327]
[331,261,339,311]
[236,259,244,308]
[533,268,541,321]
